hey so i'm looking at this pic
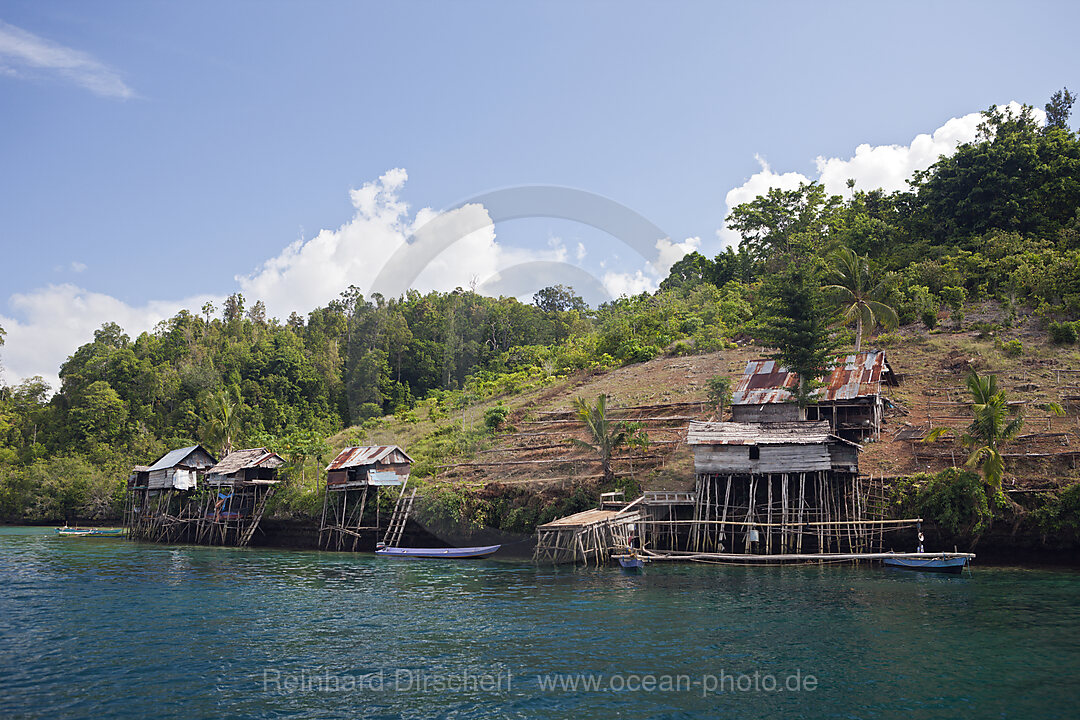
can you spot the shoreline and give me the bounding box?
[8,519,1078,568]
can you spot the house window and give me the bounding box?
[749,446,760,460]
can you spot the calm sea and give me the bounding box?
[1,526,1078,719]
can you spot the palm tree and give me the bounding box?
[569,394,643,483]
[824,247,898,353]
[201,389,240,458]
[927,370,1062,498]
[958,370,1022,496]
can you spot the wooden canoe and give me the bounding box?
[375,544,501,559]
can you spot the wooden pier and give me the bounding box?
[533,503,642,565]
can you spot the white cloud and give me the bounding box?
[239,170,656,318]
[602,269,655,298]
[238,169,554,317]
[0,20,134,99]
[717,102,1042,248]
[0,284,220,389]
[70,261,86,273]
[650,236,701,277]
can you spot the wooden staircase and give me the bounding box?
[237,486,276,547]
[381,484,416,547]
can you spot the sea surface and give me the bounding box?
[1,526,1078,719]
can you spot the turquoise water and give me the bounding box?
[1,527,1078,719]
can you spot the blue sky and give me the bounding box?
[0,1,1076,385]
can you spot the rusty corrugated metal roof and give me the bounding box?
[326,445,414,471]
[731,352,891,406]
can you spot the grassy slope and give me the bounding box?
[301,304,1079,528]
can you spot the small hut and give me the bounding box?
[730,352,896,440]
[320,446,412,551]
[126,445,217,542]
[685,421,869,555]
[195,448,285,546]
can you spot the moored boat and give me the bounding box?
[55,527,92,537]
[617,555,646,570]
[56,527,126,537]
[375,543,501,559]
[89,528,125,537]
[883,555,970,574]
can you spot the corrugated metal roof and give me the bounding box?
[209,448,285,476]
[687,421,836,446]
[326,445,414,471]
[731,352,891,406]
[146,445,216,472]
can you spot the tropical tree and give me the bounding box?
[752,258,839,409]
[568,394,646,483]
[824,247,898,352]
[201,389,241,458]
[707,375,733,419]
[927,370,1062,500]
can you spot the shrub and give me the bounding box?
[921,308,938,330]
[483,405,509,434]
[1049,321,1077,344]
[1034,483,1080,541]
[1003,339,1023,357]
[892,468,993,537]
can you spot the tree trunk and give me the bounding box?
[854,311,863,353]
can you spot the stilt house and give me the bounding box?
[125,445,217,542]
[192,448,285,546]
[730,351,896,440]
[685,420,874,555]
[320,445,412,551]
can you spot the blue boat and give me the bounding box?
[883,555,970,574]
[618,555,645,570]
[375,543,501,559]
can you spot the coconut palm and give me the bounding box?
[927,370,1062,498]
[824,247,898,352]
[201,389,240,458]
[569,394,644,482]
[958,370,1023,495]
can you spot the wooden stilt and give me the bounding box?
[766,474,773,554]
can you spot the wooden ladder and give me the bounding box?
[237,486,276,547]
[381,484,416,548]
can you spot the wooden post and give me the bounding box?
[796,472,805,554]
[720,475,731,553]
[318,483,329,550]
[781,473,789,553]
[766,474,774,554]
[743,475,757,553]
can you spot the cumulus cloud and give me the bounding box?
[0,20,134,99]
[238,169,573,318]
[717,102,1042,248]
[602,269,655,298]
[239,169,688,315]
[0,284,220,389]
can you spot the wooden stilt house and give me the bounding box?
[730,352,897,440]
[195,448,285,547]
[320,445,412,551]
[126,445,217,543]
[685,421,878,555]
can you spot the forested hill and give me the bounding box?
[1,94,1079,522]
